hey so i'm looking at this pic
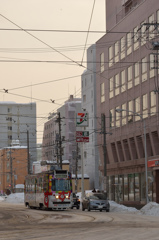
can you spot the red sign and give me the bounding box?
[148,159,159,168]
[76,137,89,142]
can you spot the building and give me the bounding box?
[42,95,82,173]
[81,44,100,189]
[0,101,37,172]
[96,0,159,206]
[0,142,28,194]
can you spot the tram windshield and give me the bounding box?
[51,179,70,191]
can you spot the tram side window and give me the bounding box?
[43,175,49,192]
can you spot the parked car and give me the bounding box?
[71,193,80,209]
[82,192,110,212]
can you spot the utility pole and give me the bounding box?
[10,149,13,192]
[101,113,107,192]
[56,112,62,169]
[75,143,79,193]
[27,130,30,174]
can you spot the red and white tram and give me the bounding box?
[24,169,72,210]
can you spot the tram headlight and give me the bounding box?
[56,195,59,199]
[66,196,68,198]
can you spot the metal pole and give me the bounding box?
[101,113,107,192]
[144,120,149,204]
[81,142,84,202]
[27,130,30,174]
[10,149,13,192]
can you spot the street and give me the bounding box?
[0,202,159,240]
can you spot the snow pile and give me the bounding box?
[110,201,138,213]
[1,192,159,217]
[4,193,24,204]
[139,202,159,216]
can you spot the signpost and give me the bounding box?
[76,131,89,142]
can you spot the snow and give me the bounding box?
[1,192,159,217]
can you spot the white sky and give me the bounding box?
[0,0,106,143]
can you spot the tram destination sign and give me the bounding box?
[76,131,89,142]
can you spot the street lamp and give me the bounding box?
[116,108,149,204]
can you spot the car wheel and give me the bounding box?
[87,204,91,211]
[77,206,79,210]
[106,209,110,212]
[82,204,85,211]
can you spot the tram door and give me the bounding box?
[156,170,159,203]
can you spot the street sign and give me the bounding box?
[76,137,89,142]
[76,112,89,127]
[76,131,89,142]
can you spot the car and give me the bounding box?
[71,193,80,209]
[82,192,110,212]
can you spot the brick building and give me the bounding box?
[96,0,159,206]
[0,143,28,194]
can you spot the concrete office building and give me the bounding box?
[81,44,100,189]
[0,101,36,172]
[42,95,82,173]
[96,0,159,206]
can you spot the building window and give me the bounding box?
[7,173,10,183]
[115,41,119,63]
[110,109,114,128]
[121,103,126,126]
[109,77,114,98]
[8,135,12,140]
[7,162,10,169]
[91,90,93,98]
[115,106,120,127]
[141,57,147,82]
[100,52,104,72]
[84,151,87,158]
[83,95,86,102]
[121,70,126,93]
[121,36,125,60]
[128,100,133,123]
[149,54,155,78]
[100,83,105,103]
[150,91,156,116]
[134,26,139,50]
[115,74,120,96]
[109,46,113,67]
[134,97,140,121]
[142,94,148,119]
[127,32,132,55]
[134,62,140,86]
[127,66,133,89]
[141,20,147,46]
[8,108,11,113]
[148,14,154,40]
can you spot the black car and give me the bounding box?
[82,192,110,212]
[71,193,80,209]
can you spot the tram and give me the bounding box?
[24,168,72,210]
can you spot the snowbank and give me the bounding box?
[1,192,159,217]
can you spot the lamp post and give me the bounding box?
[116,108,149,204]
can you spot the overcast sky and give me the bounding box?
[0,0,106,143]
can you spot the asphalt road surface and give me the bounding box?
[0,202,159,240]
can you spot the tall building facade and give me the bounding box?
[96,0,159,206]
[81,44,100,189]
[0,102,36,172]
[42,95,82,173]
